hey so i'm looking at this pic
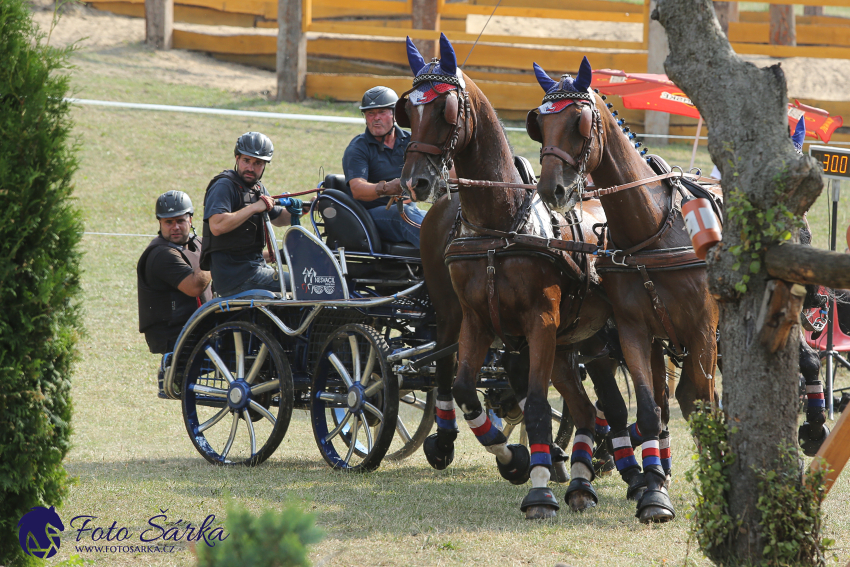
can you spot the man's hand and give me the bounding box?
[284,197,303,216]
[376,178,403,197]
[259,194,275,211]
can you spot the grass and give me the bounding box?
[46,41,850,567]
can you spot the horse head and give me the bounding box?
[398,34,473,203]
[529,58,605,213]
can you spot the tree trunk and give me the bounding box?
[654,0,823,561]
[276,0,307,102]
[144,0,173,49]
[412,0,440,61]
[646,0,670,145]
[770,5,796,46]
[712,2,738,35]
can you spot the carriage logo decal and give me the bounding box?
[302,267,336,295]
[18,506,64,559]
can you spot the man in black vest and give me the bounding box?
[137,190,212,354]
[200,131,302,297]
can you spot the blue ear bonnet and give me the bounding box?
[792,118,806,153]
[533,57,593,95]
[406,34,466,90]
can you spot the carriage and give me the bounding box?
[158,173,572,471]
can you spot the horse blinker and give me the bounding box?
[526,110,542,143]
[579,105,593,139]
[395,97,411,128]
[444,91,459,125]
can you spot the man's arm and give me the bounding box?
[270,209,292,227]
[349,178,402,201]
[208,199,268,235]
[177,266,212,298]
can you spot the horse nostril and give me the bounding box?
[415,178,430,194]
[554,184,567,203]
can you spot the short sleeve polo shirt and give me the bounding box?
[342,125,411,210]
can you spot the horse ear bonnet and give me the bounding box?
[792,118,806,154]
[574,56,593,92]
[533,62,558,94]
[406,36,426,75]
[526,110,542,143]
[439,33,457,75]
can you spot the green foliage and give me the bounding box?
[755,446,833,566]
[723,150,802,294]
[685,403,738,564]
[0,0,83,564]
[195,502,324,567]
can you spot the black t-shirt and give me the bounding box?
[342,125,410,210]
[203,176,282,293]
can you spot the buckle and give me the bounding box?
[611,251,627,266]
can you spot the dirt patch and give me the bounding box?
[29,1,850,101]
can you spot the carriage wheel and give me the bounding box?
[182,321,293,466]
[385,388,435,461]
[311,324,399,472]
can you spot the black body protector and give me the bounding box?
[199,170,268,271]
[137,235,205,335]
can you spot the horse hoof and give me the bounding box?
[799,422,830,457]
[423,433,454,470]
[497,444,531,485]
[636,488,676,524]
[525,505,558,520]
[521,487,559,519]
[553,461,570,484]
[625,472,647,501]
[565,478,598,512]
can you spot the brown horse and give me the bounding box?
[530,58,720,522]
[399,34,620,519]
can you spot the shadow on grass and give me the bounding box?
[65,457,667,536]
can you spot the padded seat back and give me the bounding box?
[317,174,382,254]
[514,155,537,185]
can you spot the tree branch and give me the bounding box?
[765,243,850,288]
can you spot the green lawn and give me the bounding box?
[46,41,850,567]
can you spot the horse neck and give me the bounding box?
[454,90,523,232]
[591,113,685,250]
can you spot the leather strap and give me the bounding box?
[541,146,578,167]
[581,171,685,200]
[405,141,442,156]
[638,265,683,356]
[487,249,507,345]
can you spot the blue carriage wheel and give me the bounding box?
[311,324,399,472]
[182,320,294,466]
[385,388,435,461]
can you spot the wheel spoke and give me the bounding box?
[400,393,428,411]
[221,412,240,460]
[344,416,361,463]
[395,416,412,443]
[197,406,231,433]
[248,399,277,424]
[361,345,376,386]
[502,421,517,441]
[349,334,361,384]
[317,391,347,404]
[206,346,235,384]
[250,379,280,396]
[328,353,353,387]
[233,331,245,379]
[189,383,227,398]
[362,412,374,452]
[363,378,384,398]
[325,409,353,442]
[245,344,269,384]
[242,409,257,455]
[363,401,383,423]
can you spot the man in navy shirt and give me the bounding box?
[200,132,301,297]
[342,86,426,248]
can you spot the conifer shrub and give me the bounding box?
[196,502,324,567]
[0,0,83,564]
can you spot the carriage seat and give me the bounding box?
[316,174,419,258]
[514,155,537,185]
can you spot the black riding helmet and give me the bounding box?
[234,131,274,162]
[156,190,194,219]
[359,86,398,112]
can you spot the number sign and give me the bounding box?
[810,145,850,180]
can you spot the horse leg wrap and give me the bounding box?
[496,444,531,485]
[465,408,508,448]
[641,438,662,473]
[570,428,595,483]
[659,429,672,479]
[595,402,611,438]
[806,381,826,426]
[611,431,639,473]
[551,444,570,483]
[434,395,459,431]
[628,422,644,448]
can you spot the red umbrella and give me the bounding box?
[591,69,843,144]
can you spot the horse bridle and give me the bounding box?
[397,70,473,191]
[529,90,602,203]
